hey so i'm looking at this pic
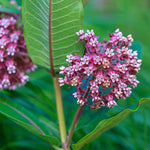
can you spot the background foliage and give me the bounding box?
[0,0,150,150]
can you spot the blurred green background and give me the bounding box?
[0,0,150,150]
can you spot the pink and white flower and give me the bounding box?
[59,29,141,108]
[0,14,36,90]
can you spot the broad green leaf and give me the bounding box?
[22,0,84,73]
[82,0,89,8]
[0,98,60,147]
[72,98,150,150]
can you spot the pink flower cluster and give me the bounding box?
[59,29,141,109]
[0,14,36,90]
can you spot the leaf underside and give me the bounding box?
[72,98,150,150]
[22,0,84,72]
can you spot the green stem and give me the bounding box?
[52,76,68,149]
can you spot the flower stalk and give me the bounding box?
[67,105,83,148]
[67,88,90,148]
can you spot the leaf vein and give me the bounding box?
[0,101,45,135]
[52,1,78,13]
[24,15,48,38]
[51,19,80,29]
[42,0,49,8]
[37,0,49,16]
[52,34,75,43]
[29,46,49,59]
[51,11,76,21]
[52,0,64,5]
[53,42,76,51]
[26,12,48,29]
[33,56,50,65]
[28,0,48,22]
[27,35,49,52]
[51,25,81,35]
[53,50,80,60]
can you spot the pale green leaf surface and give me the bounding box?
[0,98,60,146]
[72,98,150,150]
[22,0,84,71]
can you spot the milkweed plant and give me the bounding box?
[0,0,149,150]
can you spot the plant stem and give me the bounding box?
[15,51,29,56]
[52,76,68,149]
[67,88,90,148]
[67,105,83,148]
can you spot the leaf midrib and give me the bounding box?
[49,0,55,75]
[0,100,45,135]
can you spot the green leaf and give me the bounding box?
[0,0,21,14]
[1,140,48,150]
[22,0,84,73]
[72,98,150,150]
[16,0,22,6]
[0,98,60,147]
[82,0,89,8]
[0,7,21,14]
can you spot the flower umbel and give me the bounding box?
[0,13,36,90]
[59,29,141,109]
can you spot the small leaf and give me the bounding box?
[0,98,60,146]
[22,0,84,73]
[72,98,150,150]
